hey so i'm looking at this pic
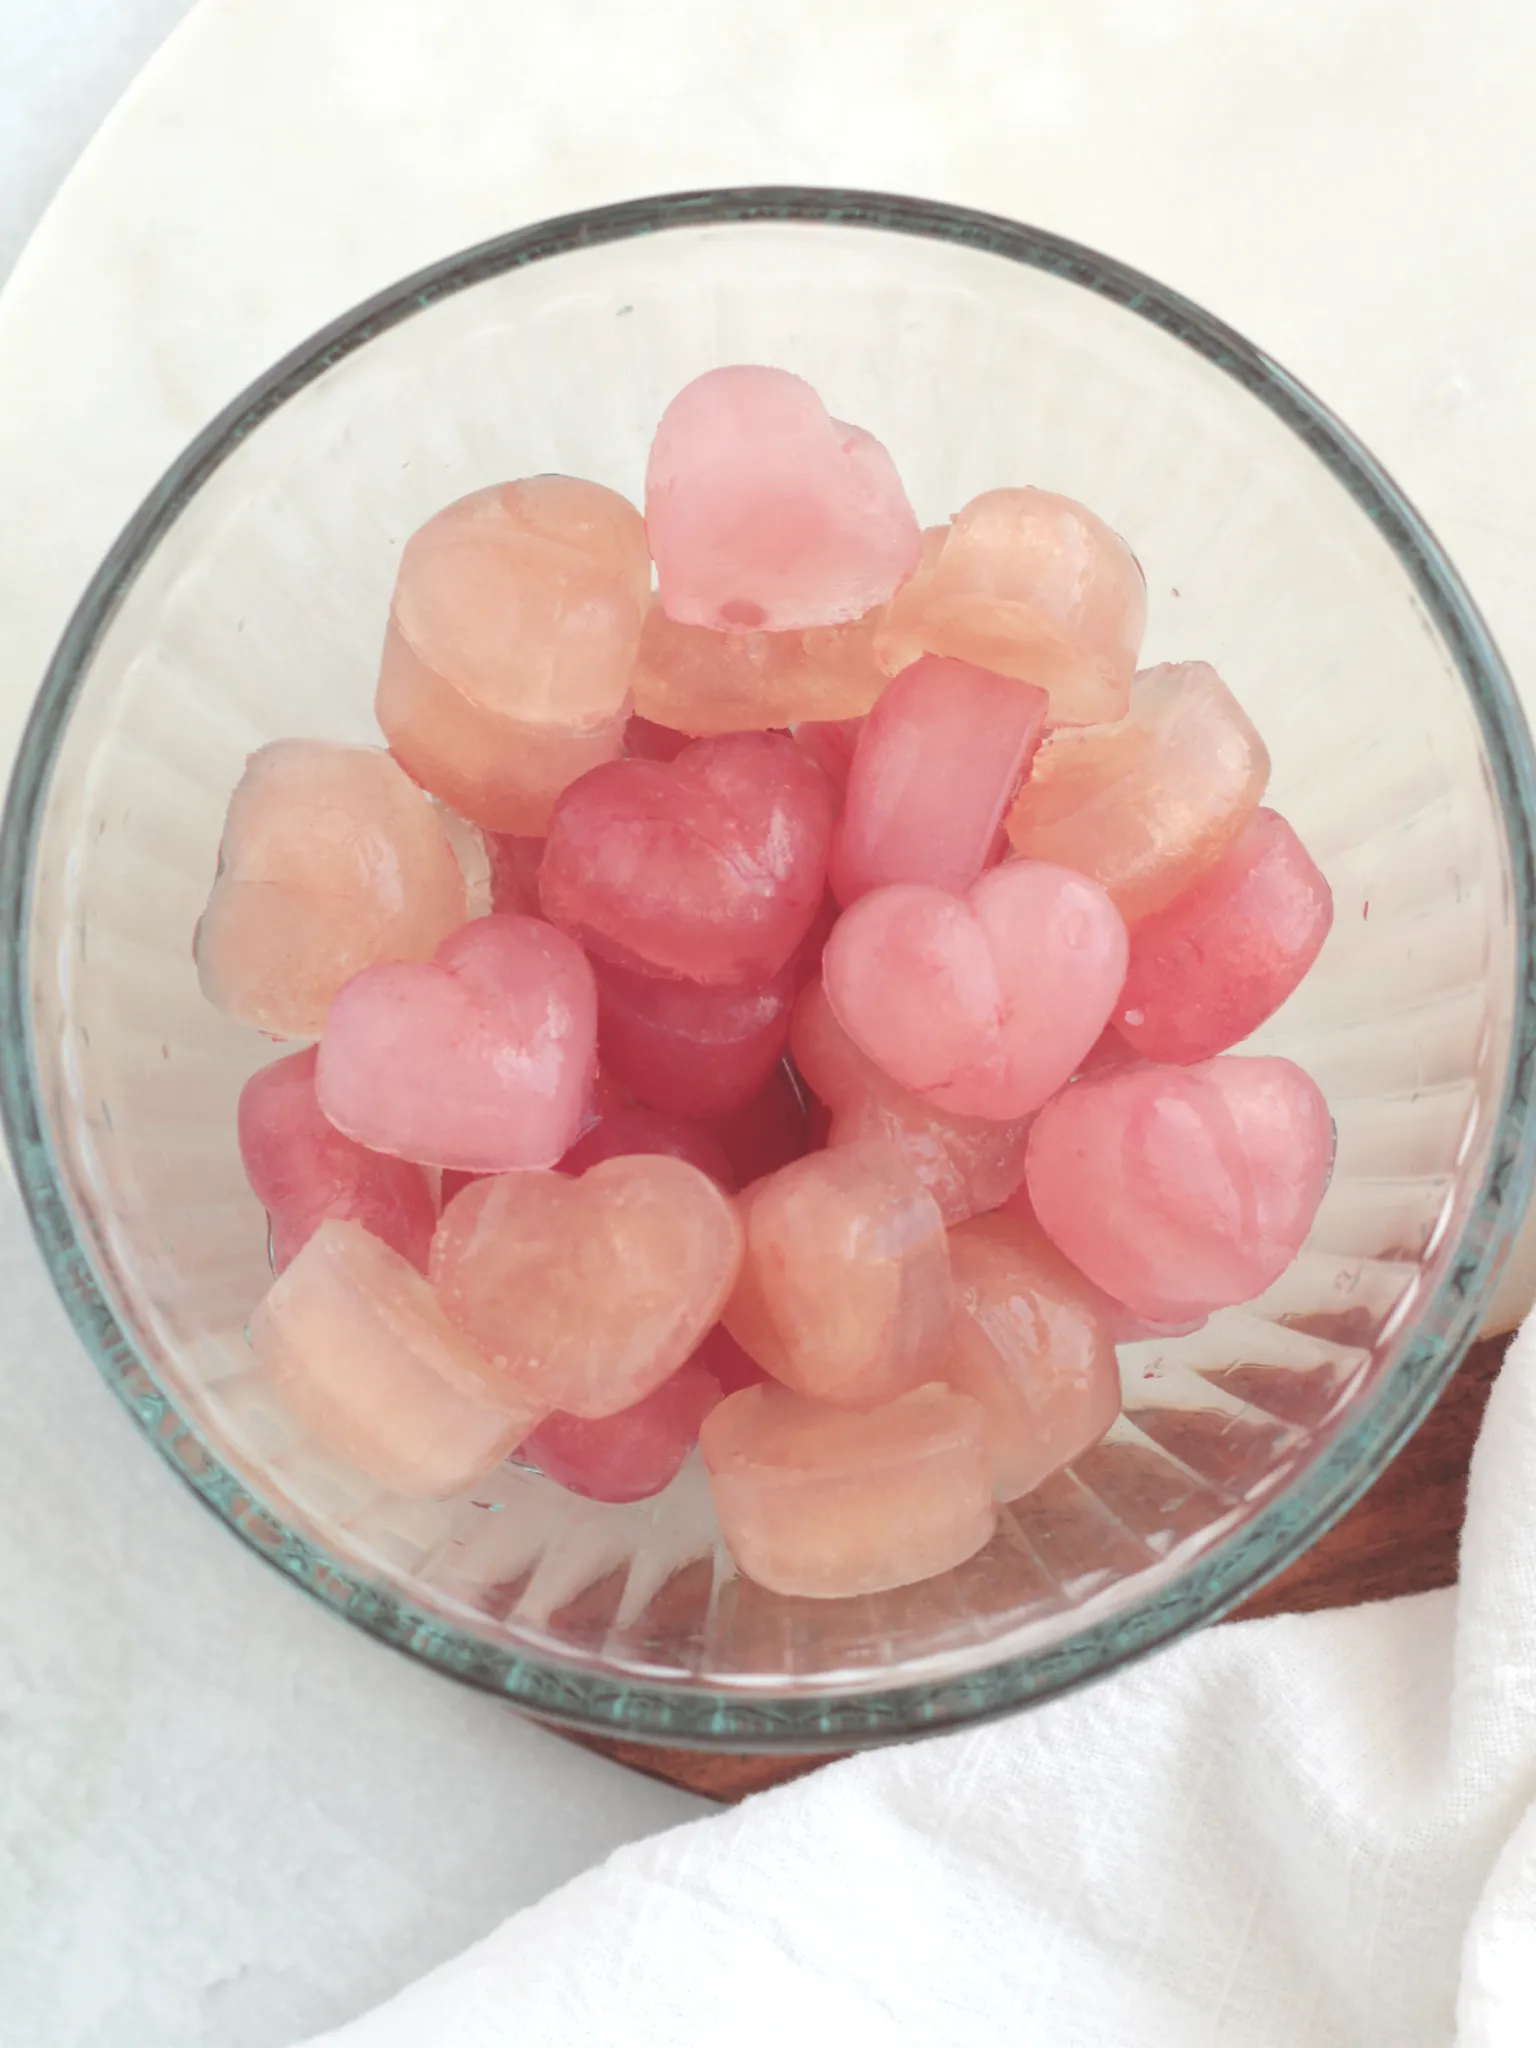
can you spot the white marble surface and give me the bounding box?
[3,2,1536,2043]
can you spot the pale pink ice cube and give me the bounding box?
[874,489,1146,725]
[1113,808,1333,1062]
[431,1155,743,1418]
[632,600,891,735]
[518,1361,723,1504]
[722,1140,952,1408]
[944,1210,1121,1501]
[377,480,647,833]
[238,1046,436,1274]
[592,957,794,1120]
[317,914,597,1171]
[701,1380,995,1598]
[558,1101,736,1188]
[1024,1055,1333,1323]
[196,740,467,1039]
[1007,662,1271,921]
[249,1219,538,1498]
[539,732,834,985]
[646,367,921,633]
[822,862,1128,1121]
[789,982,1032,1225]
[828,655,1048,904]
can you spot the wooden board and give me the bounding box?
[559,1332,1509,1802]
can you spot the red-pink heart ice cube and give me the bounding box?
[701,1381,995,1598]
[539,731,834,985]
[828,655,1048,904]
[1024,1055,1333,1323]
[789,981,1032,1224]
[558,1101,735,1188]
[874,489,1146,725]
[591,957,794,1121]
[316,914,597,1171]
[645,366,921,633]
[823,862,1129,1121]
[707,1066,811,1187]
[238,1046,437,1274]
[1113,808,1333,1063]
[518,1361,723,1504]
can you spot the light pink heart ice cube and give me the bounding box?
[829,655,1048,904]
[238,1046,437,1274]
[822,862,1129,1121]
[316,914,597,1171]
[645,366,921,633]
[1024,1055,1334,1323]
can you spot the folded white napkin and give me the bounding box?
[297,1321,1536,2048]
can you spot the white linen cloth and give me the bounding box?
[299,1322,1536,2047]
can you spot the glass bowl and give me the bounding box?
[4,188,1534,1752]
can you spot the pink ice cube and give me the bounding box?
[722,1140,952,1409]
[316,914,597,1171]
[430,1155,743,1418]
[624,714,692,762]
[828,655,1048,904]
[1007,662,1270,921]
[484,833,545,916]
[238,1046,436,1274]
[377,479,648,834]
[558,1102,736,1188]
[591,957,794,1121]
[249,1219,539,1498]
[692,1322,770,1396]
[822,862,1129,1121]
[1113,808,1333,1062]
[195,740,467,1039]
[793,717,865,799]
[539,732,834,985]
[632,601,890,735]
[701,1381,995,1598]
[944,1211,1121,1501]
[1024,1055,1334,1323]
[789,982,1032,1225]
[874,489,1146,725]
[518,1361,723,1504]
[645,367,921,633]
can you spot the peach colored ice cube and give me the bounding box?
[828,655,1048,904]
[249,1219,538,1498]
[632,599,891,734]
[518,1360,723,1504]
[701,1381,995,1597]
[1113,807,1333,1063]
[238,1046,436,1274]
[790,982,1032,1224]
[645,367,921,632]
[195,740,467,1038]
[1024,1055,1333,1323]
[722,1141,952,1408]
[823,862,1128,1121]
[431,1155,743,1418]
[944,1211,1121,1501]
[539,731,833,985]
[377,480,647,834]
[874,489,1146,725]
[558,1102,736,1188]
[1007,662,1270,921]
[317,914,597,1171]
[592,957,793,1121]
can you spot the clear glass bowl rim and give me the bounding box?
[4,185,1535,1752]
